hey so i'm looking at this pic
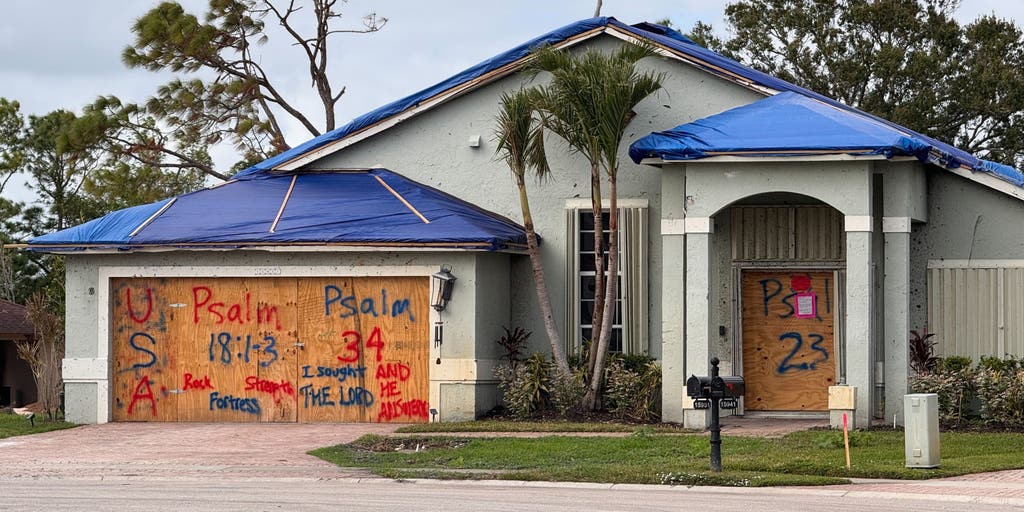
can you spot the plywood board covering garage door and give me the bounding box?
[111,276,429,423]
[741,271,836,411]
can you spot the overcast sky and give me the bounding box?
[1,0,1021,204]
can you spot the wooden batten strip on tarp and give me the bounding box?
[128,197,177,238]
[374,175,430,224]
[269,175,298,233]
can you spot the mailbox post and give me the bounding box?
[686,357,744,472]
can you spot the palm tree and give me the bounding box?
[530,43,664,410]
[493,88,571,376]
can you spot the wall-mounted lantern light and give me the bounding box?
[431,265,457,312]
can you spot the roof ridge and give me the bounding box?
[232,17,614,180]
[228,15,1017,186]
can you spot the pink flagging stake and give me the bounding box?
[842,412,851,469]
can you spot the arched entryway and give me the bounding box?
[724,194,846,415]
[658,158,879,429]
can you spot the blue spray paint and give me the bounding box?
[128,332,157,370]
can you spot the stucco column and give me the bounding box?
[660,170,688,424]
[883,217,911,425]
[660,221,686,423]
[845,215,874,427]
[683,217,713,428]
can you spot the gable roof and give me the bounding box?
[630,91,933,157]
[29,169,529,252]
[231,16,808,180]
[629,92,1024,188]
[230,16,1022,193]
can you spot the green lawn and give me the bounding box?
[311,429,1024,487]
[395,420,691,434]
[0,412,76,439]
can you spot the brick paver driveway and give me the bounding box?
[0,422,401,480]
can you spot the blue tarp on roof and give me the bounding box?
[628,92,933,162]
[980,160,1024,187]
[30,17,1024,253]
[232,17,611,180]
[31,199,172,245]
[231,16,1022,188]
[28,169,529,251]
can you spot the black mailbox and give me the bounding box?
[687,375,711,398]
[710,376,745,399]
[696,357,740,473]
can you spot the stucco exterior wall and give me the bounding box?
[910,171,1024,331]
[680,160,874,218]
[62,250,510,424]
[308,34,764,359]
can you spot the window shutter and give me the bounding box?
[565,208,580,357]
[621,206,649,355]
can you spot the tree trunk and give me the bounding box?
[517,176,571,376]
[586,163,605,378]
[583,175,619,410]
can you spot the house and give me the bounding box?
[0,299,37,408]
[30,17,1024,428]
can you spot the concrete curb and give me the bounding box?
[4,464,1023,508]
[395,475,1024,507]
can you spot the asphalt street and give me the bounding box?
[1,422,1022,511]
[2,477,1021,512]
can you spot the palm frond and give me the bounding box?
[494,88,550,181]
[526,42,665,177]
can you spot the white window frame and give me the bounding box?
[565,198,648,356]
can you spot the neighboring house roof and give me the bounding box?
[229,16,1022,194]
[0,299,33,337]
[29,169,529,252]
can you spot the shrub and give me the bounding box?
[937,356,973,372]
[616,353,659,374]
[908,329,938,375]
[911,358,976,426]
[495,353,551,418]
[978,356,1021,373]
[912,355,1024,428]
[974,365,1024,427]
[497,326,531,367]
[604,355,661,422]
[494,341,664,421]
[548,369,586,417]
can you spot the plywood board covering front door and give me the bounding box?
[741,270,836,411]
[111,276,429,423]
